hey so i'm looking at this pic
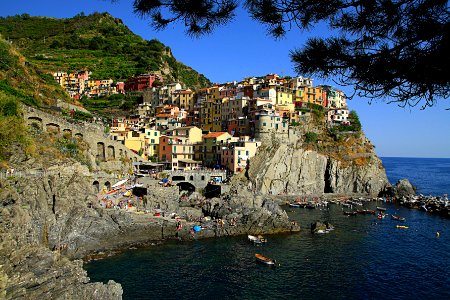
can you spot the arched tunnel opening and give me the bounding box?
[172,176,186,181]
[177,182,196,194]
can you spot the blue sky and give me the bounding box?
[1,0,449,158]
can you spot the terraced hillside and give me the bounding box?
[0,12,210,88]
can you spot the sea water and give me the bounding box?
[85,157,450,299]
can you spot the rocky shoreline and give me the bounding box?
[0,163,300,299]
[2,160,443,299]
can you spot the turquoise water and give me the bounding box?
[85,158,450,299]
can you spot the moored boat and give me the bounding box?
[391,215,406,221]
[376,206,387,211]
[248,235,266,244]
[343,211,357,216]
[377,213,386,219]
[396,225,409,229]
[255,253,276,265]
[257,235,267,243]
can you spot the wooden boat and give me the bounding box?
[391,215,406,221]
[255,253,276,265]
[376,206,387,211]
[396,225,409,229]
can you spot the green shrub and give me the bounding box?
[305,132,318,143]
[0,92,31,160]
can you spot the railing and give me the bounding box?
[0,170,119,179]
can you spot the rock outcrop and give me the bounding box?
[0,160,299,298]
[393,179,416,197]
[248,128,389,196]
[0,167,123,299]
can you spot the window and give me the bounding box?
[238,150,241,155]
[151,139,155,143]
[201,176,205,180]
[154,132,157,136]
[263,122,267,126]
[246,151,249,155]
[162,146,165,150]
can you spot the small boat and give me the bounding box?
[391,215,406,221]
[357,209,376,215]
[289,203,302,208]
[257,235,267,243]
[396,225,409,229]
[255,253,276,265]
[248,235,266,244]
[376,206,387,211]
[343,211,357,216]
[377,213,385,219]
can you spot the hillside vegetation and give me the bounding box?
[0,13,211,88]
[0,36,69,107]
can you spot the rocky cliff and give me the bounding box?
[0,164,123,299]
[248,125,389,197]
[0,158,299,298]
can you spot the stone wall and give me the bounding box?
[167,170,227,189]
[23,106,142,171]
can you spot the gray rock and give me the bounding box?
[393,179,416,197]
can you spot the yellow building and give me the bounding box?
[124,130,146,158]
[207,86,220,102]
[275,87,293,105]
[202,132,233,166]
[200,97,224,132]
[173,89,195,110]
[143,129,160,160]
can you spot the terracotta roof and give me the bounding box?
[156,114,172,117]
[203,132,228,138]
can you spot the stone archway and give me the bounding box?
[75,133,83,139]
[93,181,100,193]
[46,123,60,134]
[177,182,196,193]
[63,129,72,137]
[104,181,111,191]
[97,142,105,161]
[27,117,42,129]
[119,149,123,157]
[107,145,115,160]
